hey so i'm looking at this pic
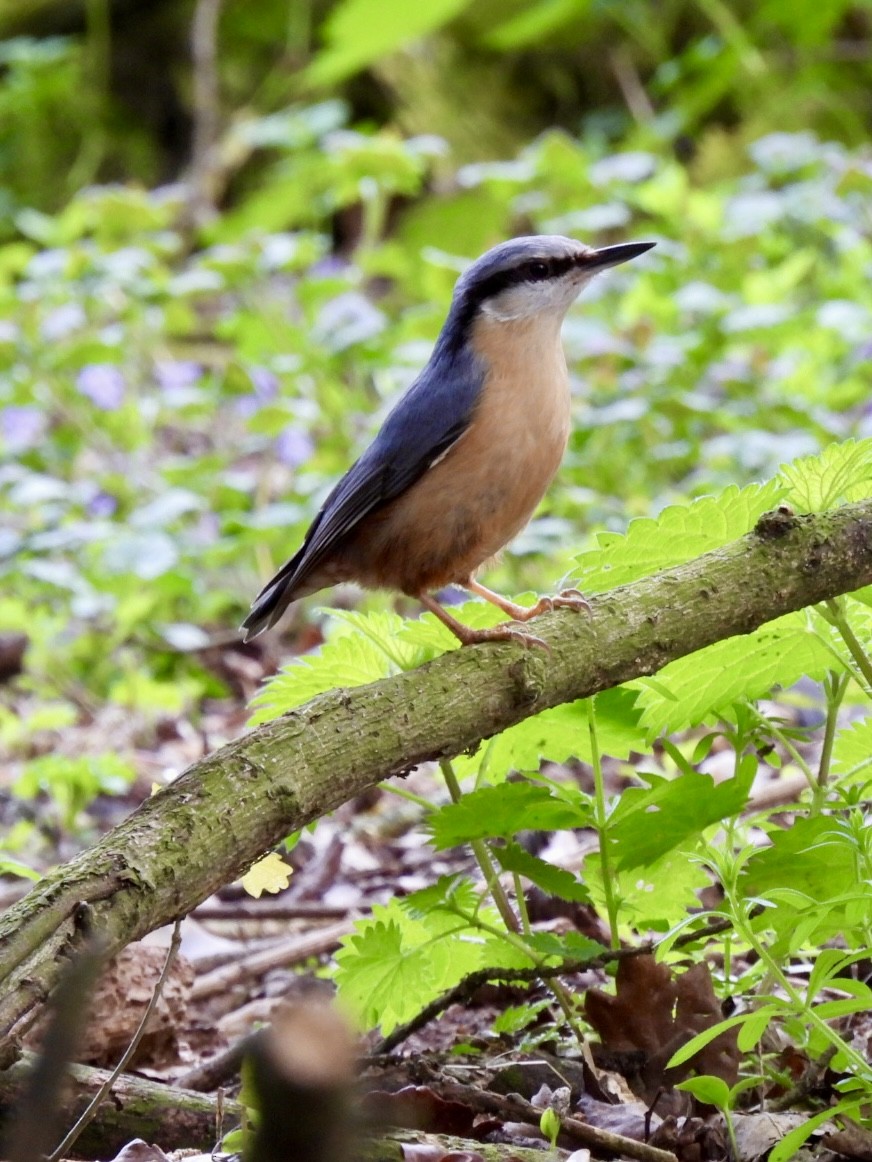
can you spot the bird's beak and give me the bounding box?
[587,241,656,270]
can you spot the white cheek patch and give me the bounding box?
[482,272,597,321]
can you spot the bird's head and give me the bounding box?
[452,235,655,326]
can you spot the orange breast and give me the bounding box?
[336,313,572,595]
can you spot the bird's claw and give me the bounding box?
[552,587,592,614]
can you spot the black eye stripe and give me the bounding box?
[449,251,583,341]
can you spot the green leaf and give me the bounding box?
[428,783,589,849]
[586,848,710,930]
[607,764,756,870]
[494,842,591,904]
[476,687,646,777]
[573,481,787,593]
[333,898,531,1033]
[736,1005,778,1051]
[741,816,856,904]
[768,1104,844,1162]
[306,0,474,86]
[484,0,590,48]
[248,611,405,723]
[676,1074,731,1109]
[632,610,836,736]
[402,874,480,918]
[525,931,605,961]
[667,1014,750,1069]
[831,715,872,785]
[778,438,872,510]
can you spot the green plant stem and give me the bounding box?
[818,670,849,795]
[731,898,871,1081]
[513,872,532,937]
[438,759,519,934]
[747,707,817,794]
[438,761,588,1046]
[823,598,872,693]
[378,781,434,810]
[588,702,620,948]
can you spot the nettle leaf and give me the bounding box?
[632,609,836,736]
[429,783,589,849]
[831,716,872,785]
[495,841,591,904]
[741,816,857,903]
[573,480,786,593]
[475,687,646,778]
[333,898,529,1033]
[248,610,405,723]
[607,761,756,871]
[402,873,480,918]
[778,438,872,511]
[526,931,605,962]
[585,848,710,930]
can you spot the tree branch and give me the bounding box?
[2,501,872,1054]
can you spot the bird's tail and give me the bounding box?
[240,552,305,641]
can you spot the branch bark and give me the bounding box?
[2,501,872,1055]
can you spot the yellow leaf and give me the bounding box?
[242,852,292,899]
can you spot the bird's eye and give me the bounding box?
[526,260,549,280]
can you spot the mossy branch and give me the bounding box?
[1,500,872,1054]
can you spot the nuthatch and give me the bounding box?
[242,235,654,648]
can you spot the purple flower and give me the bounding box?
[236,366,279,418]
[250,367,278,400]
[77,365,125,410]
[41,302,85,341]
[155,361,202,391]
[275,427,314,467]
[1,406,45,450]
[87,491,118,518]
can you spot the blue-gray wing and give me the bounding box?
[241,342,484,637]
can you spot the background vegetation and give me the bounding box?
[1,0,872,1151]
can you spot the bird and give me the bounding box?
[242,234,655,649]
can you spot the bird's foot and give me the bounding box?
[462,578,590,624]
[456,622,550,652]
[418,592,549,650]
[510,587,592,622]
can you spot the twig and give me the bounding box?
[48,920,183,1162]
[191,919,353,999]
[176,1031,258,1092]
[434,1078,678,1162]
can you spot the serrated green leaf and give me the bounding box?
[832,715,872,785]
[632,609,836,736]
[402,873,480,918]
[778,438,872,511]
[495,842,591,903]
[741,816,856,903]
[248,610,404,723]
[585,848,710,930]
[475,687,646,779]
[333,902,479,1033]
[525,931,605,961]
[607,765,756,870]
[573,481,787,593]
[429,783,589,849]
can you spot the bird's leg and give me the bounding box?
[464,578,591,621]
[417,593,548,650]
